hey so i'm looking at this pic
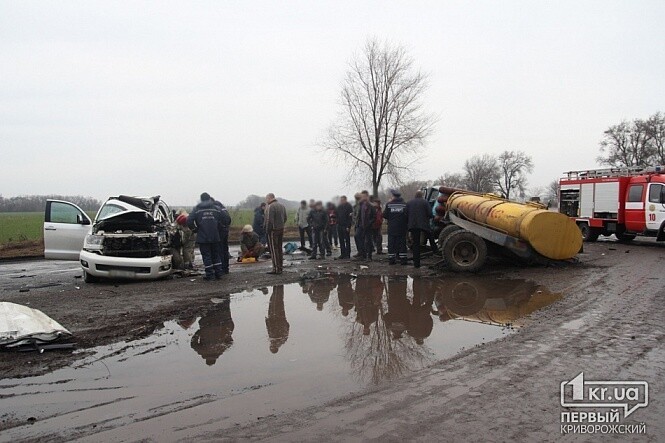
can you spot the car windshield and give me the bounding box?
[96,203,127,221]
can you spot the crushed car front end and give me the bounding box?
[79,196,176,281]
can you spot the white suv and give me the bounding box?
[44,196,176,283]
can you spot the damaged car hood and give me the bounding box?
[0,302,72,348]
[93,196,166,233]
[95,209,156,233]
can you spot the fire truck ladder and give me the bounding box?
[564,165,664,180]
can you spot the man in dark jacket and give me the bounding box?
[352,192,362,256]
[307,201,329,259]
[383,189,408,265]
[187,192,225,280]
[335,195,354,260]
[252,203,267,245]
[371,198,384,254]
[264,193,288,274]
[212,198,232,274]
[406,190,439,268]
[354,190,376,261]
[326,202,338,253]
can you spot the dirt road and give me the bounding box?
[1,239,663,441]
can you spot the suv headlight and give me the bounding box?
[84,234,104,251]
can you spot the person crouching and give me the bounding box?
[239,225,265,261]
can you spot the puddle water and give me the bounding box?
[0,275,561,441]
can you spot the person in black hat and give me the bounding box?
[383,189,408,265]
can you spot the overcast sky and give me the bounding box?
[2,0,664,206]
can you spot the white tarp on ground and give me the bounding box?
[0,302,71,348]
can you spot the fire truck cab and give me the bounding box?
[559,166,665,242]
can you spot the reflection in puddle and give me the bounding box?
[266,285,289,353]
[148,275,559,384]
[434,278,561,326]
[190,298,235,365]
[0,275,562,441]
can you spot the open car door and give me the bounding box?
[44,200,93,260]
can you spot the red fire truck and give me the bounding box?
[559,166,665,242]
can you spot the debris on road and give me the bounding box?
[0,302,73,351]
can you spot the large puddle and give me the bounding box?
[0,274,561,441]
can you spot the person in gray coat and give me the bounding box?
[295,200,312,248]
[406,191,439,268]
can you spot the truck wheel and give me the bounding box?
[83,271,99,284]
[442,230,488,273]
[438,224,462,248]
[615,232,635,242]
[578,223,599,242]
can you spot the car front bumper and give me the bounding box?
[79,250,173,280]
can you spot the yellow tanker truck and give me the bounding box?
[425,186,582,272]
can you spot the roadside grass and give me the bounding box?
[227,208,297,228]
[0,212,43,244]
[0,209,297,245]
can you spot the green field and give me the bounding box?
[0,209,297,245]
[227,208,297,228]
[0,212,44,244]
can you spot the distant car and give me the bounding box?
[44,196,177,283]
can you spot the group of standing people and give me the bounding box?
[185,192,289,278]
[292,189,437,268]
[295,193,384,261]
[185,188,439,280]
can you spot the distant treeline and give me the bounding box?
[0,195,102,212]
[234,194,301,210]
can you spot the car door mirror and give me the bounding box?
[77,214,90,225]
[661,188,665,204]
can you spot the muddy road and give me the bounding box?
[1,239,664,441]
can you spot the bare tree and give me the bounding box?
[233,194,264,210]
[463,154,498,193]
[528,186,545,202]
[324,39,436,197]
[645,112,665,165]
[546,179,560,207]
[493,150,534,200]
[598,119,654,167]
[405,180,433,199]
[435,172,466,189]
